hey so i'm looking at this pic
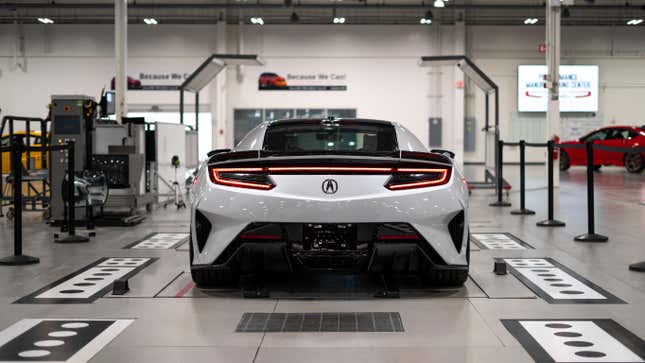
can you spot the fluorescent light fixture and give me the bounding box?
[143,18,158,25]
[250,17,264,25]
[433,0,445,8]
[37,17,54,24]
[524,17,538,25]
[333,16,345,24]
[627,18,643,25]
[420,18,432,24]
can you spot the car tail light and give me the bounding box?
[209,167,275,190]
[385,168,450,190]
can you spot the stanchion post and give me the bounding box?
[537,140,565,227]
[55,141,90,244]
[490,139,511,207]
[511,140,535,215]
[574,142,608,242]
[0,136,40,265]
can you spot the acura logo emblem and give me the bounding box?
[322,179,339,194]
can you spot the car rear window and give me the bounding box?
[262,121,398,153]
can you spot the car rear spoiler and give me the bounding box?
[207,149,453,168]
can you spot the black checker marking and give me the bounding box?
[0,320,114,361]
[497,257,625,304]
[236,312,404,333]
[502,319,645,363]
[470,233,534,249]
[14,258,157,304]
[122,232,189,249]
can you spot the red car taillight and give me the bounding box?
[385,168,450,190]
[209,166,450,191]
[209,167,275,190]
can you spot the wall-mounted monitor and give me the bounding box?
[517,65,599,112]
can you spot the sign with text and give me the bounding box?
[259,72,347,91]
[518,65,599,112]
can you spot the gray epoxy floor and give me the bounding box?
[0,165,643,363]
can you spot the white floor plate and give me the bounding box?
[126,233,189,249]
[16,258,155,304]
[503,319,645,363]
[471,233,533,250]
[0,319,133,363]
[502,258,624,304]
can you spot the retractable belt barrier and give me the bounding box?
[0,138,74,266]
[496,139,645,272]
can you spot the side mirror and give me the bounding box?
[207,149,231,158]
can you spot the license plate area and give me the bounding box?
[302,223,360,251]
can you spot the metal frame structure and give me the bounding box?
[179,54,265,132]
[419,55,501,189]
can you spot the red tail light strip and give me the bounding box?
[210,168,274,190]
[267,166,392,173]
[209,166,450,190]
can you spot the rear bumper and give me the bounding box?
[190,241,469,275]
[190,171,469,267]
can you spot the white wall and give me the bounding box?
[467,25,645,162]
[1,23,644,163]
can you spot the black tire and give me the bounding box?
[625,152,644,173]
[188,233,237,288]
[423,234,470,286]
[423,269,469,286]
[559,150,570,171]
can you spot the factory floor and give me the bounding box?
[0,165,643,363]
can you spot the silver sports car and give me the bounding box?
[189,118,469,287]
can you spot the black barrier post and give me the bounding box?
[629,261,645,272]
[0,137,40,265]
[55,141,90,244]
[489,139,511,207]
[574,142,608,243]
[537,140,566,227]
[511,140,536,215]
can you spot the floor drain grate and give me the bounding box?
[236,312,404,332]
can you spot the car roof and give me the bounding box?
[266,118,394,126]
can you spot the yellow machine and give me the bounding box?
[1,131,48,174]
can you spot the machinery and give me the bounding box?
[49,95,154,226]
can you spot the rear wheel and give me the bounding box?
[625,153,644,173]
[423,269,469,286]
[559,150,570,171]
[189,233,238,288]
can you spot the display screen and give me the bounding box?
[517,65,599,112]
[53,116,81,135]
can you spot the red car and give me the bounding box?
[559,126,645,173]
[258,72,287,89]
[110,76,143,90]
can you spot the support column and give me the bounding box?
[210,19,228,148]
[452,20,466,170]
[115,0,128,123]
[546,1,561,186]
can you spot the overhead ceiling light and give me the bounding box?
[420,18,432,25]
[143,18,158,25]
[627,18,643,25]
[250,17,264,25]
[37,17,54,24]
[523,17,539,25]
[332,16,345,24]
[433,0,445,8]
[290,12,299,23]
